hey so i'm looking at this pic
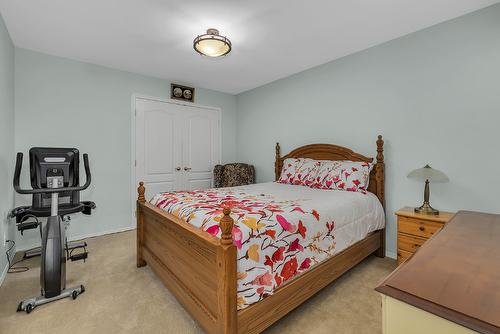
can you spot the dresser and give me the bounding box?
[396,207,454,265]
[377,211,500,334]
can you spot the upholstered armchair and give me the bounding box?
[213,163,255,188]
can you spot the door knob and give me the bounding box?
[184,167,192,171]
[175,167,181,171]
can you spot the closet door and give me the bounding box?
[135,98,183,200]
[182,108,220,190]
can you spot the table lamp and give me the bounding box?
[407,164,449,215]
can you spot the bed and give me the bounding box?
[136,136,386,334]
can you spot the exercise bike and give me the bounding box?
[11,148,96,313]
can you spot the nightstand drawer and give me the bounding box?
[398,233,427,253]
[395,208,455,267]
[398,216,443,238]
[397,249,413,265]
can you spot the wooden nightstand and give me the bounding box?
[396,207,455,265]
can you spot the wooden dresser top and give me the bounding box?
[377,211,500,334]
[395,206,455,223]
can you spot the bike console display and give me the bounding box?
[11,147,95,221]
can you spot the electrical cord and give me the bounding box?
[4,214,42,273]
[5,240,29,274]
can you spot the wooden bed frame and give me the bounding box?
[136,135,385,334]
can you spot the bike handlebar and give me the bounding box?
[13,152,92,195]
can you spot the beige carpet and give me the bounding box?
[0,231,395,333]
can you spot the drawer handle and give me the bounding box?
[419,226,425,231]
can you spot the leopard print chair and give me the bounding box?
[213,163,255,188]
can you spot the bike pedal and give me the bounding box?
[70,252,88,262]
[17,221,39,235]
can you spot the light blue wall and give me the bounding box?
[14,48,237,250]
[0,13,15,281]
[7,4,500,258]
[236,4,500,257]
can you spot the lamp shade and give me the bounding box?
[193,29,231,57]
[407,165,449,183]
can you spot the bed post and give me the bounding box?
[137,182,147,267]
[275,142,281,181]
[217,207,237,333]
[375,135,386,258]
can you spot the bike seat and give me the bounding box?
[29,204,85,217]
[11,202,96,223]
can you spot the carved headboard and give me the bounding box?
[274,135,385,207]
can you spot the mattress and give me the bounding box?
[150,182,385,310]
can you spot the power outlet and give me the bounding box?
[5,238,13,256]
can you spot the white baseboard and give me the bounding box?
[69,225,137,243]
[0,262,8,287]
[386,251,397,259]
[16,225,137,252]
[1,239,15,287]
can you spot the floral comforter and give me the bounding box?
[150,182,384,310]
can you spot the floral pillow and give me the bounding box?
[312,160,342,189]
[278,158,305,184]
[295,159,322,187]
[278,158,322,186]
[313,161,373,193]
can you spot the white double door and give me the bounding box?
[135,98,221,200]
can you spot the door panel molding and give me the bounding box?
[131,94,222,227]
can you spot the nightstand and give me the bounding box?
[396,207,455,265]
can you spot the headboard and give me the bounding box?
[274,135,385,207]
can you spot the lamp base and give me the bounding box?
[414,203,439,215]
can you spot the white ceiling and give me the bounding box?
[1,0,498,94]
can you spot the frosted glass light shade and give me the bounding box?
[193,29,231,57]
[407,165,449,183]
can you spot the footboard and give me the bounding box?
[136,182,237,334]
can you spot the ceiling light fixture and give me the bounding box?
[193,28,231,57]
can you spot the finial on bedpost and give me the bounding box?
[138,182,146,203]
[220,207,234,246]
[376,135,384,164]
